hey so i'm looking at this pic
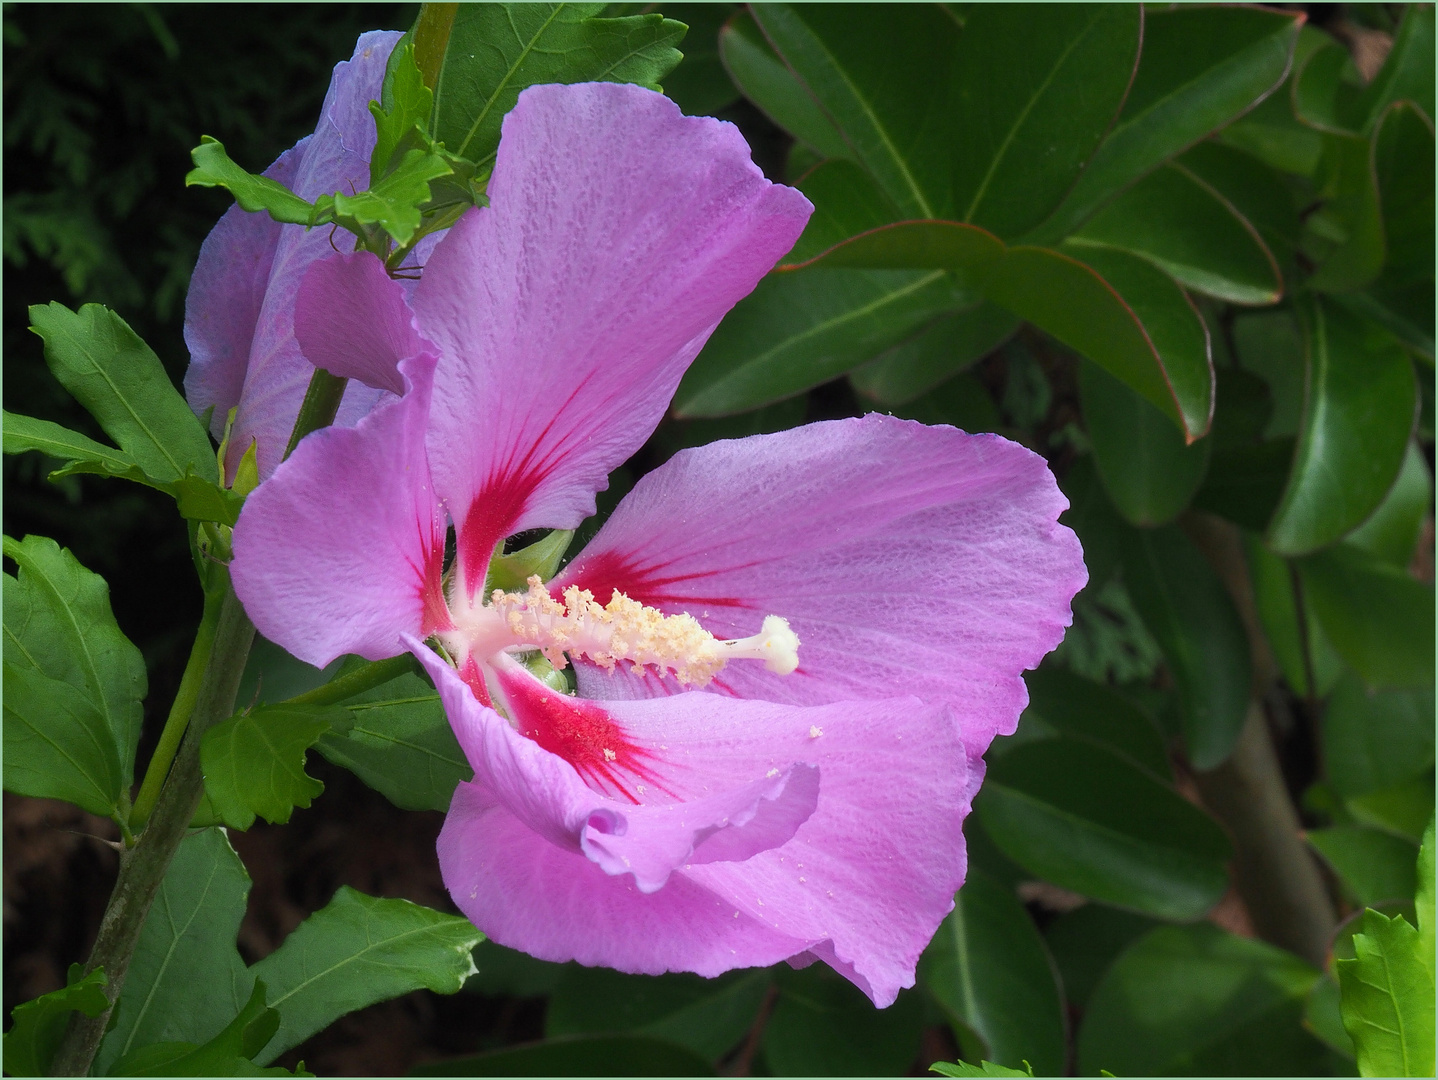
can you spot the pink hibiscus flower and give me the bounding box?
[229,81,1085,1007]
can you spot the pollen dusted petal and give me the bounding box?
[231,353,447,667]
[557,414,1087,759]
[409,81,813,595]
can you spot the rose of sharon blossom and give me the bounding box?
[229,82,1086,1006]
[184,30,422,482]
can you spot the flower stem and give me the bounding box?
[128,584,225,831]
[288,652,419,706]
[283,368,348,459]
[50,581,256,1077]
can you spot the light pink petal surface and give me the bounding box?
[557,415,1086,759]
[410,82,813,596]
[223,30,402,479]
[413,645,822,892]
[231,354,446,667]
[293,251,430,394]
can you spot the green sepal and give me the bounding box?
[487,529,575,593]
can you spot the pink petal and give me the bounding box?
[409,82,813,597]
[222,31,403,479]
[293,251,431,395]
[231,354,446,667]
[183,140,307,442]
[412,644,822,892]
[555,415,1086,759]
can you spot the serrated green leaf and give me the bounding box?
[1080,359,1210,526]
[1299,544,1434,690]
[2,965,109,1078]
[930,1059,1033,1077]
[3,532,145,794]
[316,147,453,246]
[1337,908,1436,1077]
[1079,925,1326,1076]
[977,736,1231,920]
[107,981,297,1077]
[200,704,347,829]
[97,829,255,1074]
[27,302,219,486]
[919,872,1065,1076]
[657,4,738,118]
[249,887,482,1064]
[185,136,315,225]
[371,44,433,188]
[430,4,685,170]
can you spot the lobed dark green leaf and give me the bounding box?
[185,137,315,226]
[1337,908,1436,1078]
[200,704,348,829]
[2,965,110,1078]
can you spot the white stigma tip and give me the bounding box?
[718,615,800,676]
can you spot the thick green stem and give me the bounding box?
[1180,511,1337,968]
[288,652,418,707]
[283,368,348,459]
[128,585,225,830]
[50,583,256,1077]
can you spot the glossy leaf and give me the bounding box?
[3,533,144,794]
[96,829,254,1075]
[1117,524,1251,769]
[1299,544,1435,690]
[1267,298,1416,555]
[429,4,685,170]
[1022,664,1170,778]
[1036,5,1304,240]
[976,736,1231,920]
[200,704,348,829]
[1177,140,1303,255]
[1308,130,1386,292]
[762,964,924,1077]
[1080,359,1210,526]
[919,871,1066,1076]
[673,267,959,416]
[412,1035,716,1077]
[3,965,110,1079]
[781,159,905,266]
[1337,908,1436,1078]
[1044,904,1158,1010]
[1374,102,1435,283]
[1243,534,1341,698]
[1309,826,1419,906]
[1355,3,1435,134]
[1292,37,1366,135]
[1079,925,1326,1076]
[718,11,849,160]
[28,302,219,485]
[546,967,770,1061]
[659,4,739,117]
[1069,162,1281,304]
[1217,75,1325,178]
[1191,438,1293,532]
[1231,308,1304,439]
[249,887,482,1064]
[1324,670,1435,800]
[849,304,1018,405]
[885,371,1002,434]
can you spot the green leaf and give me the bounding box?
[919,871,1066,1076]
[1267,298,1416,556]
[3,533,145,793]
[315,666,471,813]
[718,11,850,160]
[467,941,566,999]
[370,44,433,188]
[1079,925,1326,1076]
[3,965,110,1078]
[3,409,141,478]
[930,1059,1033,1078]
[659,4,739,118]
[546,967,770,1061]
[673,267,960,416]
[1177,141,1304,257]
[1043,904,1158,1010]
[200,704,348,829]
[2,662,124,817]
[1372,100,1435,285]
[1080,359,1210,526]
[1191,438,1293,533]
[1309,826,1420,906]
[1117,524,1251,769]
[1299,544,1434,690]
[96,828,254,1074]
[1348,776,1436,844]
[1305,974,1355,1059]
[1418,819,1434,983]
[1355,4,1435,134]
[1232,307,1305,439]
[28,302,219,485]
[1337,908,1436,1077]
[249,887,482,1064]
[1035,5,1304,240]
[411,1034,716,1076]
[1307,130,1387,292]
[976,736,1231,920]
[849,304,1018,406]
[185,136,315,225]
[316,147,453,247]
[430,4,685,170]
[762,964,924,1077]
[1021,664,1171,779]
[1292,36,1366,135]
[1243,532,1343,698]
[885,372,1002,434]
[1217,72,1325,178]
[107,981,305,1077]
[1068,162,1282,304]
[1323,671,1435,799]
